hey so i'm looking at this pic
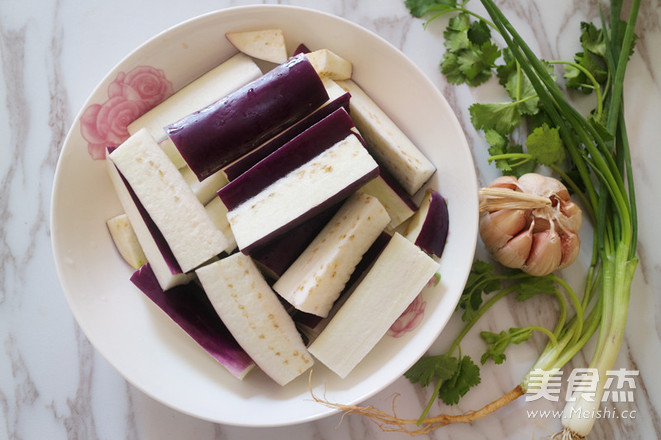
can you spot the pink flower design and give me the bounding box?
[388,294,427,338]
[80,65,173,159]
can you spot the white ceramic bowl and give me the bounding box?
[51,5,478,427]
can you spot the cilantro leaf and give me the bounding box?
[588,113,614,142]
[467,18,491,46]
[438,355,481,405]
[496,48,539,115]
[485,130,535,177]
[405,0,457,18]
[457,260,501,322]
[525,123,566,166]
[564,22,608,93]
[480,328,533,365]
[514,275,557,301]
[458,41,500,86]
[469,101,522,135]
[405,353,459,387]
[580,21,607,57]
[440,13,499,87]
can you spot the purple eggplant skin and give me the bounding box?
[415,191,449,258]
[130,264,254,379]
[166,54,329,181]
[249,203,341,279]
[292,43,311,56]
[222,92,351,181]
[217,107,355,211]
[107,146,183,275]
[378,165,418,212]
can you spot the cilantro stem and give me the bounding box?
[525,325,558,346]
[418,373,446,424]
[452,284,517,354]
[424,7,497,32]
[515,59,523,102]
[547,60,604,118]
[487,152,529,162]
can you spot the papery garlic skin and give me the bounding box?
[479,173,582,276]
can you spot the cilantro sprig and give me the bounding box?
[405,261,577,423]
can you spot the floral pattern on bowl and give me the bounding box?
[388,294,427,338]
[80,65,173,159]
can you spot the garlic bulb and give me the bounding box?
[479,173,582,276]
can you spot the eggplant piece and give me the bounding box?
[195,253,313,386]
[405,189,449,259]
[248,204,341,279]
[106,147,192,290]
[180,165,229,205]
[166,54,329,181]
[360,166,417,230]
[222,132,379,253]
[293,232,391,342]
[292,43,311,56]
[221,91,351,181]
[205,196,236,254]
[128,53,261,142]
[305,49,352,80]
[106,213,148,270]
[217,107,355,211]
[336,79,436,195]
[273,193,390,318]
[225,29,288,64]
[159,137,187,169]
[130,264,254,380]
[109,129,231,273]
[307,233,439,378]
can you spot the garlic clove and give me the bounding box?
[523,229,563,276]
[489,175,520,191]
[479,209,528,251]
[558,231,581,269]
[559,200,582,232]
[518,173,570,200]
[494,226,533,269]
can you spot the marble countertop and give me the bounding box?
[2,0,660,439]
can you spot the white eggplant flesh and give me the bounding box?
[106,152,193,290]
[180,165,229,205]
[305,49,352,80]
[205,197,236,253]
[127,53,261,141]
[308,233,439,378]
[227,134,379,252]
[195,253,313,386]
[159,137,187,169]
[106,213,148,270]
[360,175,416,230]
[273,192,390,317]
[335,79,436,195]
[109,129,231,272]
[225,29,288,64]
[322,78,349,101]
